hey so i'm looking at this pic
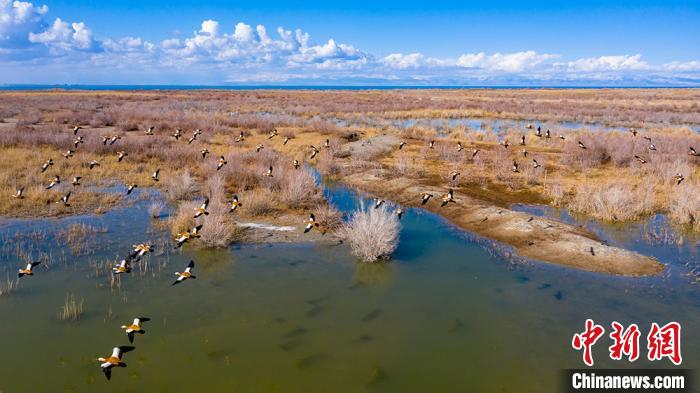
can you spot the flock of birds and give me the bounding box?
[8,119,700,381]
[407,124,697,183]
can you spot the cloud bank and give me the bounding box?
[1,1,699,85]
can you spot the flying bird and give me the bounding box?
[174,225,202,249]
[512,161,520,173]
[109,135,121,145]
[304,213,318,233]
[395,208,404,220]
[173,129,182,140]
[73,137,84,148]
[310,146,319,159]
[145,126,154,135]
[578,141,587,149]
[12,187,24,199]
[265,165,273,177]
[172,260,196,285]
[629,128,637,137]
[18,261,41,278]
[200,148,209,159]
[634,155,647,164]
[112,259,132,274]
[449,171,460,181]
[56,191,71,206]
[457,141,463,152]
[121,317,150,343]
[440,189,454,207]
[255,144,264,152]
[41,159,53,172]
[229,195,242,212]
[193,198,209,218]
[89,160,100,169]
[420,192,433,205]
[97,346,134,381]
[73,126,81,135]
[689,147,698,156]
[283,136,290,145]
[293,159,300,169]
[46,175,60,189]
[532,159,541,169]
[117,151,127,162]
[63,150,75,159]
[126,184,137,195]
[674,173,685,185]
[72,176,81,186]
[428,140,435,149]
[471,149,480,158]
[235,131,244,142]
[399,141,406,150]
[268,128,278,139]
[131,244,153,259]
[217,156,227,171]
[151,168,160,182]
[374,199,385,209]
[520,135,526,146]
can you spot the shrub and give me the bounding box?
[336,204,400,262]
[668,182,700,230]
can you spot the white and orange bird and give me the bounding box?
[200,148,209,159]
[89,159,100,169]
[63,149,74,159]
[216,156,227,171]
[97,346,134,380]
[18,261,41,278]
[172,129,182,140]
[304,213,318,233]
[126,184,137,195]
[112,259,131,274]
[172,260,196,285]
[256,143,264,153]
[229,195,242,212]
[440,189,454,207]
[309,146,319,159]
[265,165,273,177]
[12,187,24,199]
[151,168,160,182]
[73,126,82,135]
[293,159,300,169]
[193,198,209,218]
[236,131,245,142]
[117,151,127,162]
[41,159,53,172]
[46,175,60,189]
[73,136,84,148]
[420,192,433,205]
[121,317,150,343]
[268,128,278,139]
[56,191,71,206]
[145,126,154,135]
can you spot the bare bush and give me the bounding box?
[668,183,700,230]
[281,168,321,208]
[336,204,400,262]
[165,171,198,201]
[568,182,655,221]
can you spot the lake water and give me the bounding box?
[0,185,698,392]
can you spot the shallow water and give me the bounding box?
[0,186,698,393]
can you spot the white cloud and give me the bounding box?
[381,53,425,69]
[457,51,558,72]
[561,54,650,72]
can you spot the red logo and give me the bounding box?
[572,320,682,366]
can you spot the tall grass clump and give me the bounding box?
[668,183,700,231]
[0,275,19,297]
[568,182,655,221]
[336,204,399,262]
[58,293,85,321]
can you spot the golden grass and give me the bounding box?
[0,89,698,233]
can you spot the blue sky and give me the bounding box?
[1,0,699,85]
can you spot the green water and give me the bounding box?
[0,187,698,393]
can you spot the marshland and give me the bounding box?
[0,88,699,392]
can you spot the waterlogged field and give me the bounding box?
[0,185,698,393]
